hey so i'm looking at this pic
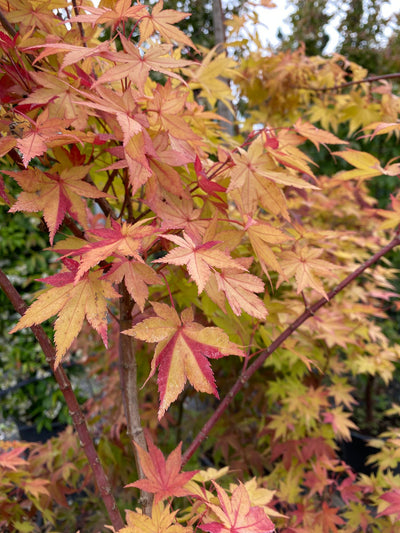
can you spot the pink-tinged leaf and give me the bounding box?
[154,232,246,294]
[17,130,47,166]
[124,304,245,418]
[23,478,50,499]
[212,271,267,320]
[72,218,157,282]
[200,482,275,533]
[104,258,161,312]
[0,446,28,471]
[125,433,197,503]
[7,166,108,244]
[378,489,400,520]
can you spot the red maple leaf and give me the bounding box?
[125,433,197,503]
[378,489,400,520]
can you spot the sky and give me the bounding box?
[255,0,399,53]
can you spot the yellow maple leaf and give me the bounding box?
[9,261,119,367]
[187,48,237,110]
[120,501,191,533]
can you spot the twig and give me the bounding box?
[182,234,400,465]
[0,8,16,37]
[71,0,86,46]
[294,72,400,92]
[0,269,125,531]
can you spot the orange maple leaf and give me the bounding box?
[210,270,268,320]
[244,215,292,276]
[154,232,246,294]
[0,446,28,471]
[69,0,148,30]
[125,433,197,503]
[139,0,195,49]
[124,303,245,418]
[9,259,120,367]
[94,39,193,93]
[199,482,275,533]
[294,119,348,151]
[104,258,161,312]
[12,108,79,167]
[277,246,336,299]
[7,166,109,244]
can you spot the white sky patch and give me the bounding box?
[252,0,399,53]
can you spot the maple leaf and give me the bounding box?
[71,218,157,282]
[378,489,400,520]
[124,303,245,418]
[243,214,291,276]
[187,48,237,110]
[125,433,197,502]
[332,149,388,182]
[376,193,400,230]
[209,269,268,320]
[104,258,161,312]
[11,108,79,167]
[153,232,246,294]
[23,478,50,499]
[277,246,336,299]
[25,41,110,71]
[139,0,195,49]
[199,482,275,533]
[94,39,193,94]
[294,119,348,150]
[0,446,28,471]
[7,166,108,244]
[69,0,148,30]
[120,501,192,533]
[145,189,207,241]
[314,502,345,533]
[9,259,120,367]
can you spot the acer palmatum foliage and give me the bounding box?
[1,0,400,531]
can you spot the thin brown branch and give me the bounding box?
[119,283,153,515]
[71,0,86,46]
[182,233,400,465]
[85,176,116,219]
[294,72,400,92]
[0,269,125,531]
[0,8,16,37]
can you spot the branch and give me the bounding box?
[0,269,125,531]
[119,284,153,515]
[0,8,16,37]
[295,72,400,92]
[182,233,400,465]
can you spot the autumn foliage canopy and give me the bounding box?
[2,0,400,531]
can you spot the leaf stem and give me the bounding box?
[181,234,400,465]
[0,268,125,531]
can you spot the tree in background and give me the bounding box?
[279,0,332,55]
[337,0,390,72]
